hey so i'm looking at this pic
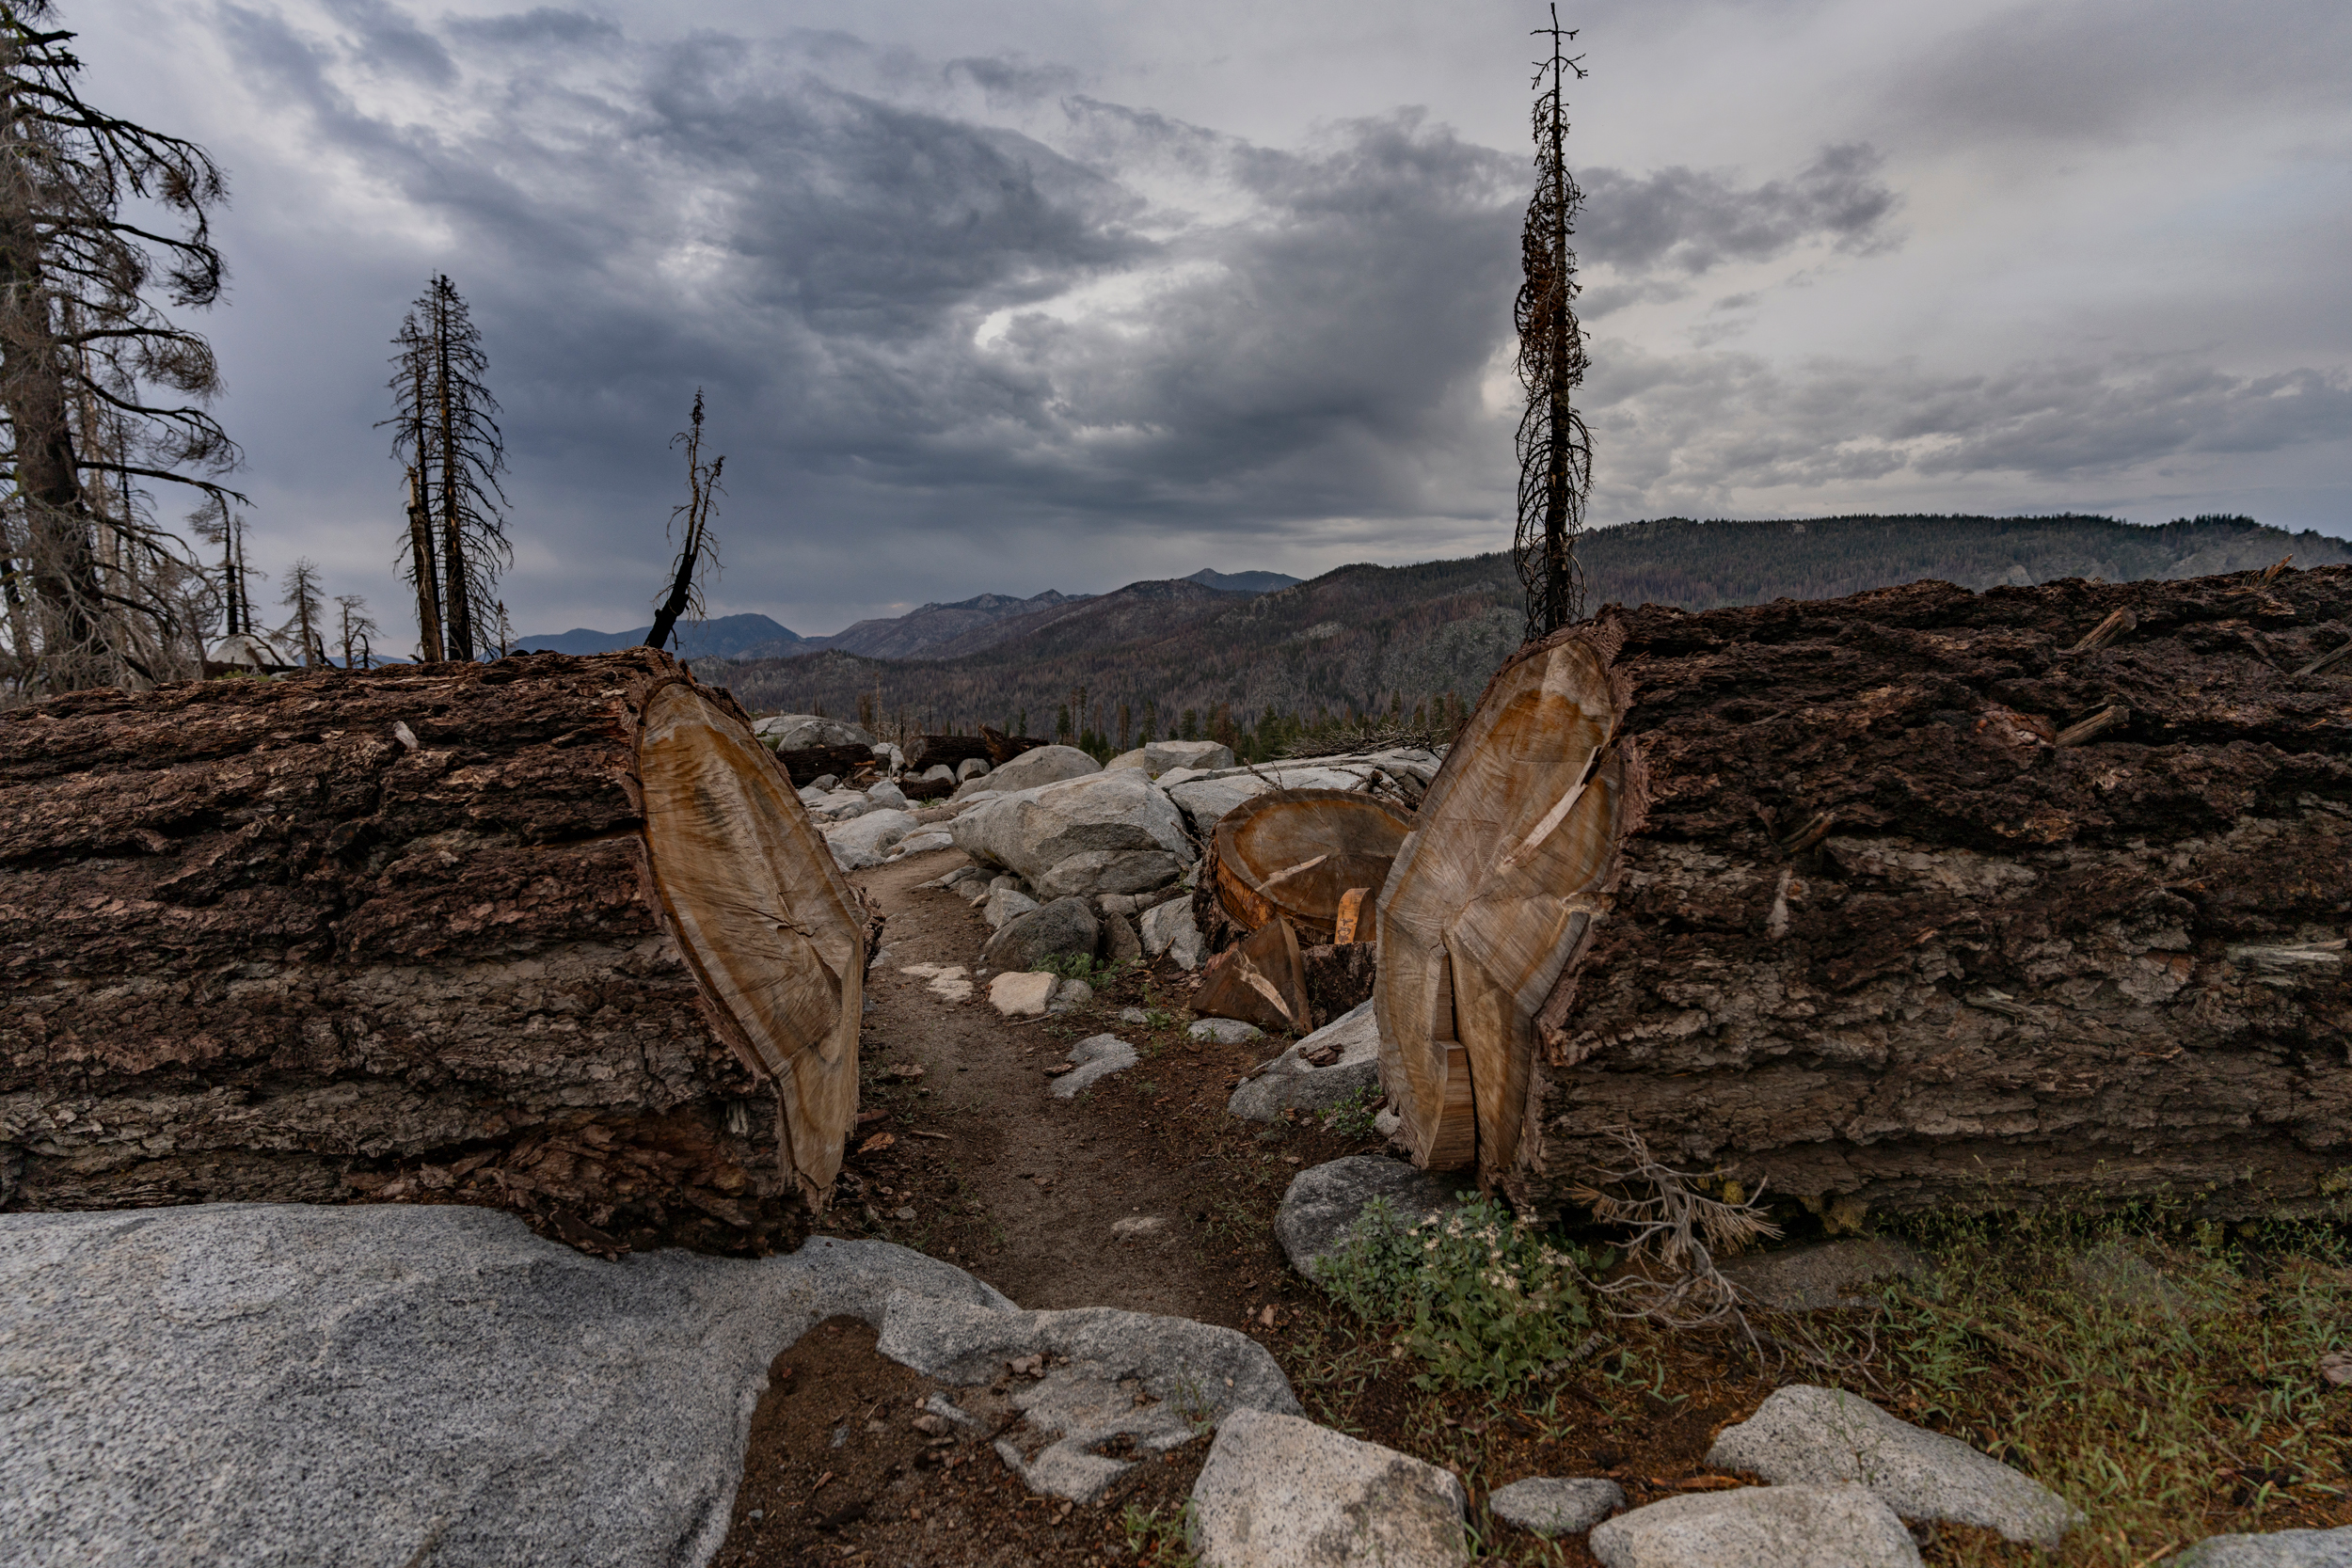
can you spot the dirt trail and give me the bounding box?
[840,847,1248,1320]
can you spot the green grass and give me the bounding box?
[1805,1210,2352,1564]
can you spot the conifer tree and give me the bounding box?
[0,0,242,695]
[1513,7,1594,640]
[385,276,506,660]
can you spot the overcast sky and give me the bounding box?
[72,0,2352,646]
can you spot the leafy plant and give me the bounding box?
[1314,1194,1599,1392]
[1116,1499,1200,1565]
[1322,1083,1385,1139]
[1032,952,1136,986]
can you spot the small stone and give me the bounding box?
[1118,1006,1151,1024]
[866,781,908,810]
[1588,1484,1920,1568]
[1103,911,1143,965]
[983,883,1041,932]
[1111,1215,1167,1237]
[1191,1407,1469,1568]
[1048,1035,1138,1099]
[2169,1524,2352,1566]
[892,1207,915,1221]
[989,972,1059,1018]
[1487,1477,1625,1536]
[955,756,991,782]
[1047,978,1093,1013]
[1229,999,1377,1122]
[1276,1156,1463,1278]
[1707,1385,2083,1548]
[981,897,1098,973]
[1188,1017,1263,1044]
[1138,896,1204,971]
[809,773,838,791]
[912,1413,951,1436]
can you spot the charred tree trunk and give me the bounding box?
[0,649,866,1254]
[1376,566,2352,1222]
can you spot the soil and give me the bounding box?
[711,845,2352,1566]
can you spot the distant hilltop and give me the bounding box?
[707,513,2352,736]
[518,565,1299,659]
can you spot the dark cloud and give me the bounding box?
[1587,346,2352,515]
[442,8,620,49]
[319,0,453,85]
[1580,143,1900,277]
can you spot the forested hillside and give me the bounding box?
[714,514,2347,756]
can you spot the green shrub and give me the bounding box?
[1315,1194,1598,1392]
[1031,952,1135,986]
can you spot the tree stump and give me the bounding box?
[1375,567,2352,1222]
[1210,787,1414,946]
[0,650,866,1254]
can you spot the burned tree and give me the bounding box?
[0,1,241,697]
[385,277,505,661]
[644,388,723,654]
[277,555,324,668]
[1511,7,1592,641]
[334,593,375,670]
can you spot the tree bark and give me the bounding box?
[0,649,866,1254]
[1377,566,2352,1223]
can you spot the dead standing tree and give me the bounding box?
[0,0,242,696]
[1512,7,1592,641]
[644,388,723,654]
[385,277,506,662]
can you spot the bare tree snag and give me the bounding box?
[1210,789,1415,945]
[1377,567,2352,1222]
[0,649,864,1252]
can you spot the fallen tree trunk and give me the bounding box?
[772,742,878,786]
[1210,788,1413,946]
[1375,566,2352,1222]
[0,650,866,1254]
[907,734,992,772]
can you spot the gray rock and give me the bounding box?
[951,770,1193,890]
[1706,1385,2083,1547]
[983,883,1041,931]
[1487,1477,1626,1536]
[1140,896,1205,970]
[1188,1016,1263,1044]
[956,756,991,781]
[1049,1035,1137,1097]
[1276,1156,1465,1279]
[2169,1526,2352,1566]
[1119,1006,1152,1024]
[989,972,1059,1018]
[1163,765,1379,836]
[1103,739,1235,777]
[0,1206,1009,1568]
[887,829,954,859]
[807,772,838,791]
[1190,1407,1469,1568]
[919,764,955,783]
[980,896,1099,973]
[1035,847,1188,898]
[875,1293,1298,1505]
[866,780,909,810]
[966,743,1100,796]
[1719,1237,1930,1312]
[755,713,877,751]
[1229,1000,1379,1122]
[1588,1484,1921,1568]
[823,806,916,870]
[1046,978,1093,1014]
[1104,911,1143,966]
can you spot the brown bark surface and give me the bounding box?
[1387,566,2352,1222]
[774,742,879,786]
[0,649,865,1253]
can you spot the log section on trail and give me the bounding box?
[1375,567,2352,1222]
[1209,788,1414,946]
[0,650,866,1254]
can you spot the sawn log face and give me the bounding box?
[1522,569,2352,1220]
[0,652,840,1254]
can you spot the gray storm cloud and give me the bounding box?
[69,2,2352,641]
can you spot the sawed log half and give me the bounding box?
[1375,568,2352,1222]
[0,650,864,1254]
